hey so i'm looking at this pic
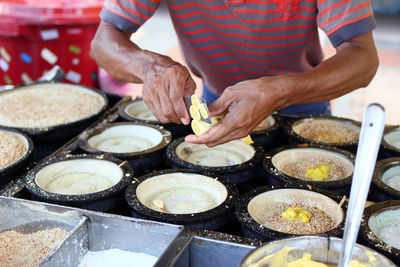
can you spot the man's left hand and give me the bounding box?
[185,76,290,147]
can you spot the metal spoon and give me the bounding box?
[338,103,386,267]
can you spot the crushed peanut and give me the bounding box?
[0,130,27,169]
[0,85,105,128]
[0,228,68,267]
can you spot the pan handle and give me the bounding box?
[0,65,64,92]
[37,65,64,83]
[275,111,307,120]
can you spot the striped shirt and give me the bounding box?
[101,0,376,98]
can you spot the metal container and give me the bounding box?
[371,158,400,201]
[360,200,400,265]
[166,137,265,184]
[118,98,192,139]
[157,232,259,267]
[0,82,108,143]
[0,196,86,267]
[263,144,355,196]
[250,114,283,150]
[0,127,34,187]
[125,169,239,230]
[239,236,395,266]
[78,121,172,176]
[25,154,134,212]
[235,185,345,241]
[283,115,361,153]
[0,196,184,266]
[381,126,400,159]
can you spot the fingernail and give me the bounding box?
[181,118,188,125]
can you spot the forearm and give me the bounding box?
[91,21,196,124]
[186,33,378,146]
[282,32,379,107]
[91,21,159,83]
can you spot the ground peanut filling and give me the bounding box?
[280,158,346,181]
[0,130,27,169]
[263,203,335,234]
[295,121,359,143]
[0,86,104,128]
[0,228,68,267]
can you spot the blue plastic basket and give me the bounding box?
[371,0,400,14]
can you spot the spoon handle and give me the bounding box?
[338,103,386,267]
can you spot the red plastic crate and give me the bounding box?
[0,0,104,88]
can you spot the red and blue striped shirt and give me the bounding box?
[100,0,375,98]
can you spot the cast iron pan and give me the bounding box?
[263,143,355,195]
[0,127,34,187]
[125,169,239,229]
[359,200,400,265]
[25,154,134,211]
[250,113,283,150]
[0,82,109,143]
[235,184,346,241]
[381,125,400,159]
[166,137,265,184]
[118,98,192,139]
[77,121,172,175]
[283,114,361,153]
[371,158,400,201]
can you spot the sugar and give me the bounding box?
[78,248,158,267]
[0,228,68,267]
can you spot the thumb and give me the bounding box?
[208,90,234,117]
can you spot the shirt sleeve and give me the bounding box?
[317,0,376,47]
[100,0,162,33]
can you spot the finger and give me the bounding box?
[185,118,245,147]
[209,122,247,147]
[204,115,264,147]
[168,78,189,125]
[184,74,197,95]
[181,74,197,124]
[156,80,181,124]
[169,71,193,125]
[160,91,181,124]
[185,123,246,147]
[185,101,254,146]
[143,85,170,123]
[208,88,235,116]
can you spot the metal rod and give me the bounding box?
[338,103,386,267]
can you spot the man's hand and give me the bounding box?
[185,76,290,147]
[91,21,196,125]
[142,53,196,125]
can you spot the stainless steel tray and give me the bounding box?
[0,196,184,266]
[0,196,259,266]
[157,234,257,267]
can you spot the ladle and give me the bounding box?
[338,103,386,267]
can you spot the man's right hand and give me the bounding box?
[91,21,195,125]
[142,52,196,125]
